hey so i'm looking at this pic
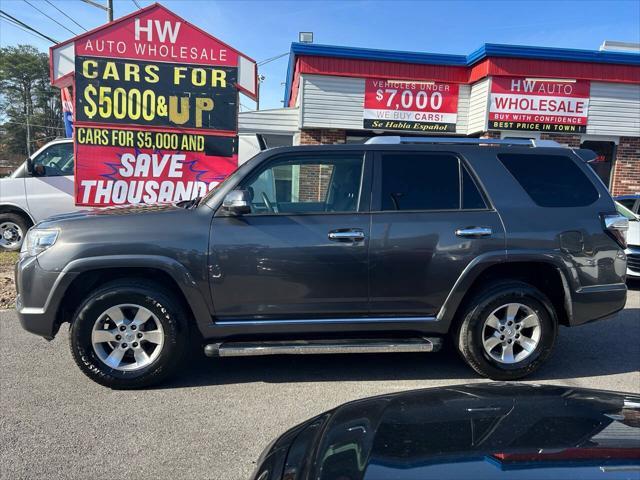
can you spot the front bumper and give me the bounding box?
[15,255,75,340]
[625,245,640,278]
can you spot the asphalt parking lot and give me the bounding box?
[1,286,639,480]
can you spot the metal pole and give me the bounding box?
[256,75,260,111]
[107,0,113,21]
[25,104,31,156]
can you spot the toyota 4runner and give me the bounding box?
[15,137,629,388]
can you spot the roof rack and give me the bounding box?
[364,136,563,147]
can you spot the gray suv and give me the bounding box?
[15,137,629,389]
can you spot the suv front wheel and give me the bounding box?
[456,281,558,380]
[70,280,188,389]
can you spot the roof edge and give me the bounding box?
[283,41,640,106]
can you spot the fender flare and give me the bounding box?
[437,250,574,326]
[50,255,213,333]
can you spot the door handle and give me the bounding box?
[455,226,493,238]
[328,229,366,242]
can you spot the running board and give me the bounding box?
[204,337,442,358]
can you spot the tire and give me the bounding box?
[0,213,30,251]
[70,279,188,389]
[455,281,557,380]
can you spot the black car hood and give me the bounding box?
[255,383,640,480]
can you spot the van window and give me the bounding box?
[32,143,74,177]
[498,154,598,207]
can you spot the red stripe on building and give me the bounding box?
[289,55,640,106]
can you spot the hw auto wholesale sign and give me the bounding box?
[50,4,257,206]
[364,79,459,133]
[489,77,590,133]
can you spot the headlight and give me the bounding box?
[20,228,59,258]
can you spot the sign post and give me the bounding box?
[49,3,257,206]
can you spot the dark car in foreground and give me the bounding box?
[15,137,629,388]
[251,383,640,480]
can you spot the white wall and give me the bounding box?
[587,82,640,137]
[300,75,365,130]
[456,84,471,134]
[300,74,472,134]
[467,78,490,135]
[238,107,299,134]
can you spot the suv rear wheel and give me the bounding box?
[70,280,188,389]
[455,281,557,380]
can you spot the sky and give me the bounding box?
[1,0,639,110]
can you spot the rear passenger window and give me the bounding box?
[462,166,487,209]
[379,154,487,211]
[498,154,598,207]
[380,154,459,211]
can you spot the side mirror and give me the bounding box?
[222,189,252,215]
[25,157,34,175]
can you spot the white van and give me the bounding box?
[0,134,278,251]
[0,139,78,251]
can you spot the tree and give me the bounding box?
[0,45,64,158]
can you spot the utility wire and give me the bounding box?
[44,0,87,32]
[257,52,289,66]
[0,10,58,43]
[29,133,64,143]
[23,0,78,36]
[0,15,51,42]
[131,0,143,9]
[2,120,66,131]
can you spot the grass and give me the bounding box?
[0,251,19,266]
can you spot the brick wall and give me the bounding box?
[481,131,502,139]
[539,132,582,148]
[299,129,346,145]
[611,136,640,196]
[299,164,334,202]
[298,129,345,201]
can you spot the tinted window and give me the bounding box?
[32,143,74,176]
[380,154,459,211]
[462,166,487,209]
[498,154,598,207]
[243,154,364,214]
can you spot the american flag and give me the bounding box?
[61,87,73,138]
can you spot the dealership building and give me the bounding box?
[239,41,640,195]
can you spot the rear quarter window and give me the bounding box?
[497,153,599,207]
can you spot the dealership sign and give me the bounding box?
[489,77,589,133]
[49,4,257,206]
[363,79,459,133]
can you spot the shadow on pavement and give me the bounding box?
[159,308,640,390]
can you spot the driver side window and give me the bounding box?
[242,154,364,214]
[32,143,74,177]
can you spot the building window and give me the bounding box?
[581,141,616,189]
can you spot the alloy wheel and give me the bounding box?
[91,304,164,371]
[481,302,541,364]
